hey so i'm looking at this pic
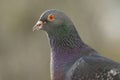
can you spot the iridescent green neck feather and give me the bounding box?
[48,23,85,49]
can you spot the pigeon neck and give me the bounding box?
[47,24,88,80]
[48,24,87,80]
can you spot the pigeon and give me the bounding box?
[33,10,120,80]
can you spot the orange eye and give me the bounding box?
[47,14,55,21]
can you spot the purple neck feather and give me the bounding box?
[48,25,88,80]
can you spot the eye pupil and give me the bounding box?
[50,16,53,19]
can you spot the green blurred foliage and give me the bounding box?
[0,0,120,80]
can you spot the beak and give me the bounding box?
[33,21,44,32]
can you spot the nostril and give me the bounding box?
[37,23,41,26]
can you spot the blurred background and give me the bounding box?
[0,0,120,80]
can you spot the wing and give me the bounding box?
[66,55,120,80]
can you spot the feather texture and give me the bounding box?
[33,10,120,80]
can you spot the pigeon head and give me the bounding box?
[33,10,83,48]
[33,10,74,34]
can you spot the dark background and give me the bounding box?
[0,0,120,80]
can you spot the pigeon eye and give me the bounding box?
[47,14,55,22]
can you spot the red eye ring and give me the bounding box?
[47,14,55,21]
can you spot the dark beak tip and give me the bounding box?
[32,26,36,32]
